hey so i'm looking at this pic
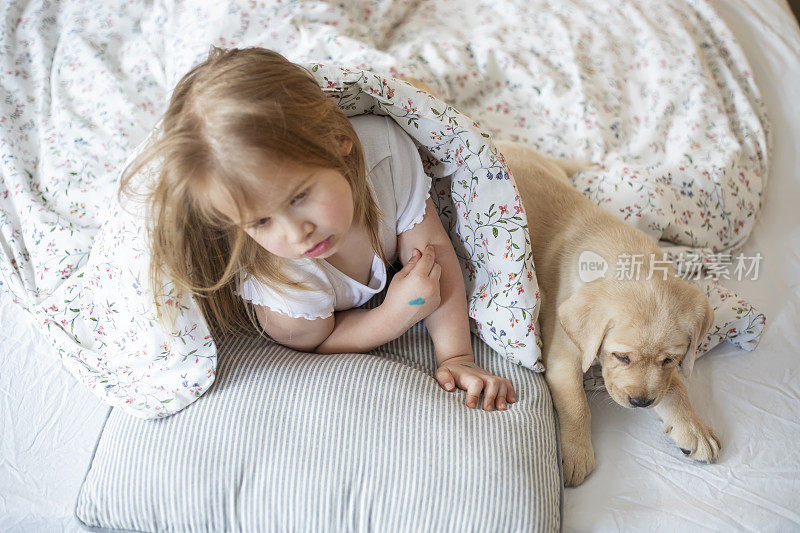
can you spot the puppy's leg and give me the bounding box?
[654,369,721,463]
[545,327,596,486]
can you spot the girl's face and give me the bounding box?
[215,138,356,260]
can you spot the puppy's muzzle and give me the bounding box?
[628,396,655,408]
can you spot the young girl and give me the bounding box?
[120,46,515,411]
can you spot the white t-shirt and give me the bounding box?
[237,115,432,319]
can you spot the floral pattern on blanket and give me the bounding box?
[0,0,768,418]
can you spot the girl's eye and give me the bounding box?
[255,217,270,227]
[662,357,673,366]
[613,353,631,364]
[291,191,308,205]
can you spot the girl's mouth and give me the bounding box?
[304,236,332,257]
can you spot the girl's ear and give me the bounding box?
[337,135,353,156]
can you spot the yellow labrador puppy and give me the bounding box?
[495,141,720,487]
[397,76,720,486]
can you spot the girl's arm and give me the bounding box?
[257,302,406,354]
[398,199,516,411]
[254,247,436,354]
[313,306,403,354]
[254,304,335,352]
[314,245,440,354]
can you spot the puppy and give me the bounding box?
[495,141,720,487]
[396,76,720,486]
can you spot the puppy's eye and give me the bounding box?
[613,353,630,364]
[662,357,673,366]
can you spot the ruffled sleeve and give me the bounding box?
[238,260,335,320]
[386,120,433,235]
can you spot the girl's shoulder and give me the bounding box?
[349,115,421,175]
[349,115,431,237]
[349,114,393,174]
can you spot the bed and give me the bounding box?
[1,0,798,531]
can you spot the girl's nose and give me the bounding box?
[284,217,314,243]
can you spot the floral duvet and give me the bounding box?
[0,0,768,418]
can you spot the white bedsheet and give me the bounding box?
[0,297,108,531]
[1,0,798,531]
[564,0,800,530]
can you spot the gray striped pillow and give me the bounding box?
[75,294,562,531]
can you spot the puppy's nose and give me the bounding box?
[628,396,655,408]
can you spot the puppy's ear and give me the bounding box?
[681,295,714,377]
[558,288,610,373]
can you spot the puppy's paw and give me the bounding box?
[665,417,721,463]
[561,431,596,487]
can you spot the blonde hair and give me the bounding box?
[119,46,387,337]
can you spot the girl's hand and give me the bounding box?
[383,245,442,330]
[435,355,516,411]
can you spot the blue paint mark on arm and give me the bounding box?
[408,298,426,305]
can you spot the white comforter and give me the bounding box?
[0,0,769,419]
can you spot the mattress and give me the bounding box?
[1,0,798,531]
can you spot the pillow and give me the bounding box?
[74,288,562,531]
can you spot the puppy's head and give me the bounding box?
[558,276,713,409]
